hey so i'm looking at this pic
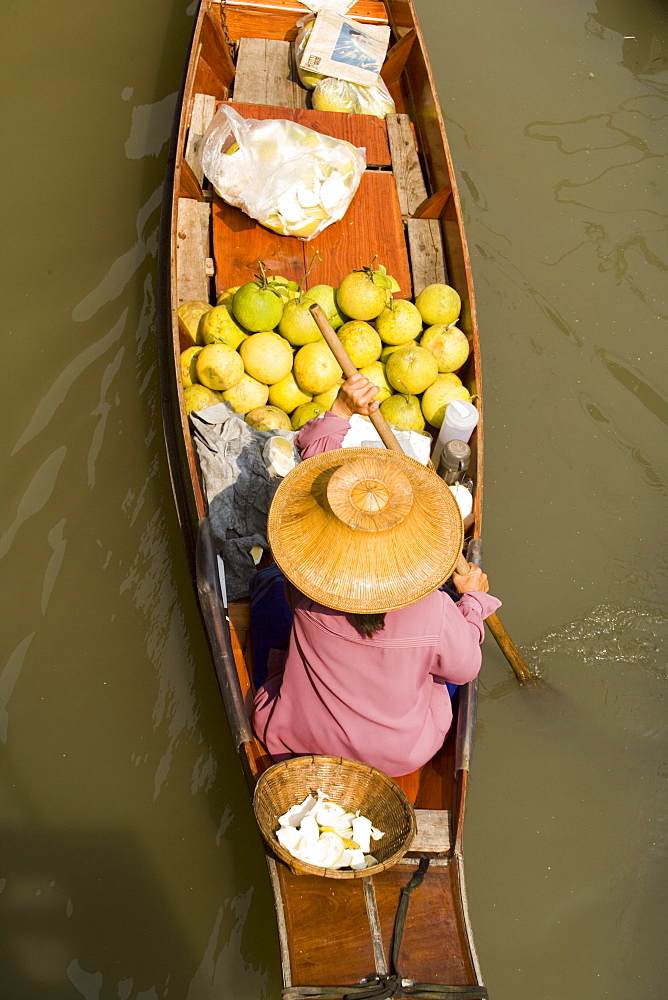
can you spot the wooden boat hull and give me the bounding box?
[158,2,488,994]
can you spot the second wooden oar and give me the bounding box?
[310,302,537,685]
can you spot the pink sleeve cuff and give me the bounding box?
[456,592,502,643]
[295,411,350,458]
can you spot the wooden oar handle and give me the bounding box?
[309,303,405,455]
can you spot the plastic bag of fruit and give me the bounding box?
[199,105,366,240]
[312,75,395,119]
[294,15,325,90]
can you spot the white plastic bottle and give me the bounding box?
[431,400,479,468]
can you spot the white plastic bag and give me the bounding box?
[199,105,366,240]
[294,16,324,90]
[312,75,396,119]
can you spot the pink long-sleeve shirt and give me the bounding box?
[252,411,501,777]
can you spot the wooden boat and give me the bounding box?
[157,2,488,996]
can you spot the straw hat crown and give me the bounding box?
[268,447,464,613]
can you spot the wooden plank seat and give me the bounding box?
[233,37,308,109]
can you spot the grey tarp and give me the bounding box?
[189,403,296,601]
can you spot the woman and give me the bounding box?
[252,375,500,779]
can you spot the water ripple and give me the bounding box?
[0,447,67,559]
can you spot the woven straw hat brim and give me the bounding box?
[268,447,464,613]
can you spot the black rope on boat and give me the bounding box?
[282,860,489,1000]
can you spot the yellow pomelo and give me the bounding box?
[291,401,326,430]
[415,283,461,327]
[178,301,210,347]
[268,275,300,302]
[216,286,240,306]
[221,373,269,414]
[239,332,293,384]
[421,376,472,428]
[313,381,343,410]
[196,343,244,391]
[336,271,387,321]
[375,299,423,346]
[180,346,203,387]
[199,305,248,349]
[380,394,425,432]
[293,342,343,395]
[338,321,382,367]
[278,296,323,346]
[358,361,392,403]
[380,341,416,364]
[384,274,401,304]
[268,372,312,414]
[183,384,219,414]
[420,325,470,373]
[307,284,346,330]
[245,405,292,432]
[385,344,438,395]
[312,78,359,113]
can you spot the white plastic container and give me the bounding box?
[431,400,479,467]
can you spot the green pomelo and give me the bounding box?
[245,405,292,432]
[199,305,248,349]
[293,342,343,395]
[421,377,472,428]
[358,361,392,403]
[306,284,346,330]
[278,296,323,346]
[183,384,219,414]
[380,341,416,363]
[221,373,269,414]
[338,321,382,368]
[216,286,240,306]
[268,372,312,414]
[380,394,425,432]
[313,381,343,410]
[385,344,439,395]
[232,281,284,332]
[375,299,423,346]
[268,275,300,302]
[336,272,387,321]
[415,283,461,327]
[178,301,210,347]
[291,401,326,430]
[420,324,470,373]
[239,332,293,384]
[180,346,203,387]
[196,343,244,391]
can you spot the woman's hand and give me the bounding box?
[329,374,380,420]
[452,563,490,594]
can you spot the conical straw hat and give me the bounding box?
[268,447,464,613]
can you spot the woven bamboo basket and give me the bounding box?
[253,755,417,879]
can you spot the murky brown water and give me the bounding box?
[1,1,666,997]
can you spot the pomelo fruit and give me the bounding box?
[313,380,343,410]
[221,373,269,414]
[216,286,240,306]
[268,372,312,414]
[380,341,416,363]
[415,283,461,327]
[306,284,346,330]
[239,332,293,384]
[178,301,210,347]
[380,394,425,432]
[358,361,392,403]
[336,268,387,321]
[385,344,438,395]
[232,279,284,332]
[420,324,470,373]
[291,401,326,430]
[278,295,323,346]
[196,343,244,391]
[183,384,219,414]
[199,305,248,349]
[293,342,343,395]
[245,405,292,432]
[338,321,382,367]
[180,346,203,387]
[312,78,359,114]
[268,275,300,301]
[421,376,472,428]
[375,299,423,345]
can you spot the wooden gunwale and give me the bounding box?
[157,0,487,992]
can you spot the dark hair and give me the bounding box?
[348,612,386,638]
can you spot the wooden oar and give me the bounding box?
[310,303,537,685]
